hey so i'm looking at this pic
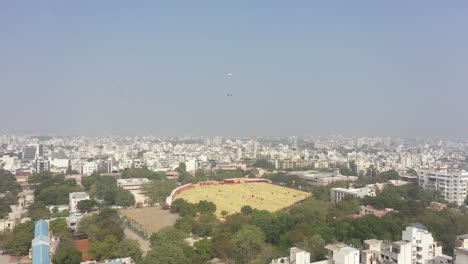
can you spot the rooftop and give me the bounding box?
[410,222,427,230]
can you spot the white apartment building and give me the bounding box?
[82,162,97,175]
[400,223,447,264]
[49,158,70,173]
[418,167,468,206]
[185,159,198,172]
[330,187,376,203]
[69,192,90,213]
[272,247,311,264]
[325,243,360,264]
[272,245,358,264]
[454,248,468,264]
[361,224,452,264]
[362,239,412,264]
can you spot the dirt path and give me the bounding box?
[124,227,151,253]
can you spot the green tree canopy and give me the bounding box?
[49,218,72,242]
[77,199,96,212]
[150,226,186,248]
[28,202,51,221]
[232,225,265,264]
[115,188,135,207]
[196,200,216,214]
[52,245,82,264]
[252,159,275,171]
[0,169,21,193]
[3,221,34,256]
[144,243,189,264]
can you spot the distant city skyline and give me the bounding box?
[1,2,468,138]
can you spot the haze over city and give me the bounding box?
[1,1,468,137]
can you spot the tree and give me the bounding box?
[192,213,218,237]
[49,218,72,242]
[0,193,18,219]
[193,238,213,263]
[3,221,34,255]
[150,227,186,247]
[220,210,228,218]
[78,209,124,241]
[89,236,142,261]
[145,180,177,205]
[197,200,216,214]
[294,234,326,261]
[77,199,96,212]
[89,235,120,260]
[52,245,82,264]
[175,216,196,233]
[0,170,21,193]
[144,244,188,264]
[121,168,164,180]
[252,159,275,171]
[118,239,143,263]
[28,202,50,221]
[232,225,265,264]
[339,165,358,176]
[170,199,197,217]
[115,188,135,207]
[176,163,187,173]
[240,205,254,215]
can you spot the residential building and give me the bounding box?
[418,167,468,206]
[455,234,468,248]
[69,192,90,213]
[361,224,453,264]
[430,202,447,212]
[185,159,198,172]
[325,243,360,264]
[298,171,357,187]
[271,247,324,264]
[49,158,70,173]
[401,223,450,264]
[82,162,97,175]
[454,248,468,264]
[34,158,50,172]
[166,171,179,180]
[379,240,412,264]
[0,219,16,233]
[353,205,395,218]
[330,187,375,203]
[276,159,310,170]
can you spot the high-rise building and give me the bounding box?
[401,223,445,264]
[418,167,468,206]
[22,145,37,161]
[34,159,50,172]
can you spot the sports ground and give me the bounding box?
[175,182,310,216]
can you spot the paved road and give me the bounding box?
[124,227,151,253]
[0,255,32,264]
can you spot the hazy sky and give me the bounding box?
[1,1,468,137]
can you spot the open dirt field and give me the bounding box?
[175,182,310,215]
[119,206,179,234]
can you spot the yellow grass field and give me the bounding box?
[175,182,310,216]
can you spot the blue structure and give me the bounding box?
[34,220,48,237]
[32,220,50,264]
